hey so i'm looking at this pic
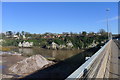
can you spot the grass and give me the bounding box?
[46,57,56,61]
[0,47,11,51]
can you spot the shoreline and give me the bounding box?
[0,53,55,78]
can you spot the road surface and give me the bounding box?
[109,40,120,79]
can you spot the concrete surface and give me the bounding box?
[109,40,120,79]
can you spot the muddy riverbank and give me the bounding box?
[1,54,55,79]
[2,55,25,75]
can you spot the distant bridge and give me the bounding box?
[66,39,120,79]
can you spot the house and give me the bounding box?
[51,42,58,49]
[98,33,101,36]
[59,44,66,49]
[13,35,19,39]
[18,41,33,48]
[23,35,26,39]
[23,41,29,47]
[18,42,22,47]
[56,35,61,38]
[66,42,73,48]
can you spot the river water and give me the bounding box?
[8,47,83,61]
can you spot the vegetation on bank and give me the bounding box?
[0,29,108,49]
[0,46,11,51]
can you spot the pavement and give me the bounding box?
[109,40,120,79]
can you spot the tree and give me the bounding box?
[62,32,69,35]
[89,32,95,36]
[70,32,73,36]
[25,32,31,37]
[82,31,87,36]
[0,33,5,38]
[79,40,84,49]
[6,31,13,36]
[99,29,106,34]
[16,32,20,36]
[21,31,25,35]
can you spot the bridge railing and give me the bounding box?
[66,40,112,79]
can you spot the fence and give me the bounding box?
[66,40,112,79]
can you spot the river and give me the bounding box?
[3,47,83,61]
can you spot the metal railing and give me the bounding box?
[66,40,111,79]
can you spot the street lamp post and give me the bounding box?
[106,8,110,40]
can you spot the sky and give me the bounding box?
[2,2,118,34]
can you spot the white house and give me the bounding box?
[13,35,19,39]
[29,42,33,47]
[18,42,22,47]
[23,35,26,39]
[23,41,29,47]
[18,41,33,48]
[51,42,58,49]
[59,44,66,49]
[66,42,73,48]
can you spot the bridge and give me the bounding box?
[66,39,120,79]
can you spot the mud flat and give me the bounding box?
[9,55,54,75]
[0,52,54,79]
[0,53,25,79]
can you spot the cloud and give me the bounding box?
[97,16,120,23]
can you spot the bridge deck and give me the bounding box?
[109,40,120,78]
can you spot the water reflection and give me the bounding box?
[19,48,33,54]
[0,65,6,69]
[15,47,82,61]
[52,50,56,58]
